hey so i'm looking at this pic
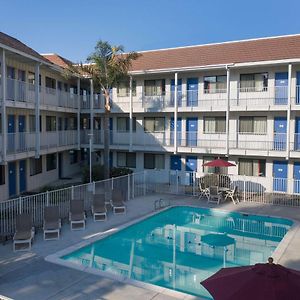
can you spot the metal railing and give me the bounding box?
[0,172,146,235]
[7,132,35,155]
[40,130,78,149]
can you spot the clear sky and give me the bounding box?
[1,0,300,62]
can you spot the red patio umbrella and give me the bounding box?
[203,158,236,168]
[201,259,300,300]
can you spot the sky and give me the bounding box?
[1,0,300,62]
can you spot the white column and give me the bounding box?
[0,49,7,163]
[129,76,133,152]
[77,77,80,150]
[35,63,40,158]
[226,66,230,155]
[287,64,292,159]
[90,79,94,149]
[174,72,178,154]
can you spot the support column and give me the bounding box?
[226,66,230,155]
[129,76,133,152]
[35,63,40,158]
[174,72,178,154]
[77,77,80,150]
[287,63,292,159]
[90,79,94,150]
[0,49,7,163]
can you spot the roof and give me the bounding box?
[42,53,74,69]
[0,31,52,64]
[130,34,300,72]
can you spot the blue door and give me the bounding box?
[7,115,15,153]
[273,161,288,192]
[186,118,197,146]
[187,78,198,107]
[18,115,26,151]
[273,117,287,151]
[294,162,300,194]
[8,162,16,197]
[186,156,197,186]
[275,72,288,105]
[170,155,181,171]
[295,118,300,150]
[171,79,182,106]
[19,160,26,193]
[296,72,300,104]
[170,117,182,146]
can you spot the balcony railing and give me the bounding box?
[6,78,35,104]
[6,132,35,155]
[80,94,104,109]
[40,130,77,149]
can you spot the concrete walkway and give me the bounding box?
[1,195,300,300]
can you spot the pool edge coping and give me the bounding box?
[45,204,298,300]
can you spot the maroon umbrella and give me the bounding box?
[203,158,236,168]
[201,260,300,300]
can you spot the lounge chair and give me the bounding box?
[208,186,223,205]
[43,206,61,240]
[69,199,86,230]
[92,193,107,221]
[225,186,239,205]
[13,213,35,252]
[199,182,209,200]
[111,189,126,214]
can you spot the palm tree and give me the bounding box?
[80,41,139,179]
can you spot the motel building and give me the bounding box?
[1,31,300,200]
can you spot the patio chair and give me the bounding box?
[13,213,35,252]
[43,206,61,240]
[199,182,209,200]
[92,193,107,221]
[208,186,223,205]
[225,186,239,205]
[69,199,86,230]
[111,189,126,214]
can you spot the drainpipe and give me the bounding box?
[77,77,80,150]
[226,66,230,156]
[90,78,94,149]
[286,63,292,160]
[174,72,178,154]
[35,62,40,158]
[129,76,133,152]
[0,49,7,163]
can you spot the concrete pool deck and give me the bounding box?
[1,195,300,300]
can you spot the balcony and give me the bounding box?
[80,94,104,110]
[40,130,78,150]
[6,132,36,155]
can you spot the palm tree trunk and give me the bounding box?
[103,95,110,179]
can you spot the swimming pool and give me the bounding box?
[60,206,293,298]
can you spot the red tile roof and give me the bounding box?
[0,32,52,64]
[42,54,74,69]
[130,35,300,72]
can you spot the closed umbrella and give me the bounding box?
[201,258,300,300]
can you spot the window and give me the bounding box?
[29,115,42,132]
[46,116,56,131]
[46,153,56,171]
[117,80,136,97]
[144,79,165,96]
[117,152,136,168]
[144,117,165,132]
[69,151,78,164]
[204,117,226,133]
[239,116,267,134]
[204,75,226,93]
[45,76,56,91]
[117,117,136,132]
[238,159,266,177]
[28,72,41,89]
[30,157,43,176]
[240,73,268,92]
[0,165,5,185]
[144,153,165,169]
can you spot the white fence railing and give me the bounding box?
[0,172,146,235]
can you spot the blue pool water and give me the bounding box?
[62,206,292,298]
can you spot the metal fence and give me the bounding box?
[0,172,146,235]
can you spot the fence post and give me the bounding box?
[127,174,131,201]
[132,173,135,199]
[143,171,146,196]
[111,177,114,190]
[93,181,95,194]
[193,172,196,196]
[18,196,22,214]
[176,170,179,194]
[243,175,246,202]
[71,185,74,200]
[46,190,49,206]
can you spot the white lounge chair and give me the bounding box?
[92,193,107,221]
[225,186,239,205]
[111,189,126,214]
[43,206,61,240]
[69,199,86,230]
[208,186,223,205]
[199,182,209,200]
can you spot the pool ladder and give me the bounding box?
[154,198,170,211]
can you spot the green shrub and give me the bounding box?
[110,167,133,178]
[82,164,105,183]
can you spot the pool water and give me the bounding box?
[62,206,292,298]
